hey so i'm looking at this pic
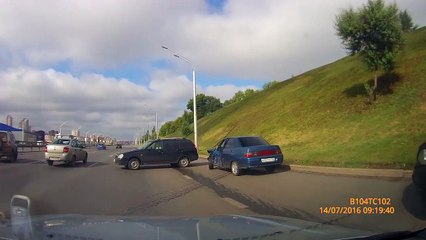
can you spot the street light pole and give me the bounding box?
[156,111,159,139]
[143,104,159,140]
[161,45,198,147]
[58,121,68,137]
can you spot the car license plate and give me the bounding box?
[261,157,276,163]
[50,157,60,160]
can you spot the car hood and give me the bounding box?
[121,149,144,155]
[0,214,376,240]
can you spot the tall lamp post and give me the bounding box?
[161,46,198,147]
[58,121,68,137]
[85,130,92,144]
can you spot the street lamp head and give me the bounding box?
[161,46,168,50]
[173,54,180,58]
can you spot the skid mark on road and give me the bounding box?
[177,168,325,222]
[177,168,360,230]
[183,175,193,180]
[122,181,203,215]
[222,197,248,209]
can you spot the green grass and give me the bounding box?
[172,27,426,169]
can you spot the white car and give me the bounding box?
[45,138,88,166]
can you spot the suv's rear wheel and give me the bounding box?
[178,157,190,168]
[127,158,140,170]
[83,153,88,164]
[13,151,17,162]
[47,160,53,166]
[208,161,214,169]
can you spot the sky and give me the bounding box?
[0,0,425,140]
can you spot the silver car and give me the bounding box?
[45,138,88,166]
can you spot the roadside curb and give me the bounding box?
[198,155,412,179]
[288,164,412,179]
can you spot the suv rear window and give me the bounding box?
[239,137,269,147]
[179,140,195,150]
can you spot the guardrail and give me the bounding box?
[16,141,46,152]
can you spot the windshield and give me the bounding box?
[1,1,425,239]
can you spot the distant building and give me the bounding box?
[34,130,45,142]
[19,118,30,131]
[6,115,13,127]
[48,130,58,136]
[45,135,54,143]
[71,129,80,137]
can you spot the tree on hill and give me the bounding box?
[335,0,403,103]
[187,94,223,119]
[224,89,258,106]
[399,9,418,32]
[159,121,176,136]
[263,80,280,90]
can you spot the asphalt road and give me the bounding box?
[0,146,425,233]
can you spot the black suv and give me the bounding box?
[114,138,198,170]
[0,130,18,162]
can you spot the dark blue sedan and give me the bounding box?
[97,143,106,150]
[207,136,284,176]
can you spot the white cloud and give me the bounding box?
[0,68,191,139]
[1,0,424,79]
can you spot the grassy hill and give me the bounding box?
[188,27,426,169]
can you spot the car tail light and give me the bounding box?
[63,147,69,153]
[44,146,48,152]
[256,150,275,156]
[244,149,282,158]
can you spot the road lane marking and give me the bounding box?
[222,197,248,209]
[183,175,193,180]
[31,160,45,164]
[87,162,100,168]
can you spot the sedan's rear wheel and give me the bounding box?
[10,151,17,162]
[208,161,214,169]
[127,158,140,170]
[47,160,53,166]
[231,161,241,176]
[83,153,88,164]
[178,157,190,168]
[69,156,76,167]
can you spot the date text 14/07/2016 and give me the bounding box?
[320,206,395,215]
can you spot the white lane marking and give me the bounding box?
[30,160,45,164]
[87,162,100,168]
[183,175,193,180]
[222,197,248,209]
